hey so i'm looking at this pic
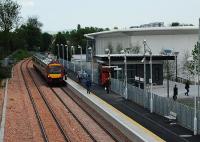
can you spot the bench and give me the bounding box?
[164,111,177,124]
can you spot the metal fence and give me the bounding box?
[66,60,200,134]
[111,78,150,108]
[111,78,200,134]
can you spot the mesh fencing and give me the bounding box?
[66,60,200,134]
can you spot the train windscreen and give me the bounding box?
[48,66,62,74]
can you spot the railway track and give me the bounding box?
[20,59,49,142]
[21,59,119,141]
[59,87,118,142]
[34,68,117,141]
[50,87,97,141]
[20,59,70,142]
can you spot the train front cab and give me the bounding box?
[46,62,66,85]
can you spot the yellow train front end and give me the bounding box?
[46,62,65,85]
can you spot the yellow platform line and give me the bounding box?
[67,78,165,142]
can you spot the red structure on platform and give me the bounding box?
[99,66,111,86]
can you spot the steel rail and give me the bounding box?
[26,60,71,142]
[61,87,118,142]
[51,87,97,142]
[20,59,49,142]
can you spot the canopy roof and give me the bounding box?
[85,26,198,38]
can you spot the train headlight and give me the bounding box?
[48,75,51,78]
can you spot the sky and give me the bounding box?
[16,0,200,32]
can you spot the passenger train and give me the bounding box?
[32,53,66,85]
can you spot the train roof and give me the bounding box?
[33,52,58,65]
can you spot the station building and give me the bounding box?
[85,26,199,85]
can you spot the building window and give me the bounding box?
[155,66,160,81]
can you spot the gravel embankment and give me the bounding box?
[4,61,43,142]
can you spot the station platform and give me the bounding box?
[66,70,200,142]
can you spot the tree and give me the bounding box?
[181,49,191,75]
[160,49,175,78]
[40,32,52,52]
[77,24,81,30]
[192,42,199,62]
[130,43,141,54]
[64,25,105,54]
[53,32,67,59]
[0,0,21,56]
[189,42,200,75]
[54,32,66,45]
[163,60,175,78]
[21,17,42,50]
[27,16,42,28]
[171,22,180,27]
[105,28,110,31]
[125,43,141,54]
[10,28,26,50]
[0,0,21,32]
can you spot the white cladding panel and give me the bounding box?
[95,34,198,62]
[130,34,198,60]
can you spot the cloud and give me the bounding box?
[17,0,35,7]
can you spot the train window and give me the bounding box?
[48,66,62,74]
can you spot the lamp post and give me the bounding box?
[71,46,75,72]
[65,45,68,69]
[143,45,146,94]
[174,52,179,82]
[61,44,65,66]
[198,18,200,101]
[143,40,153,113]
[78,45,82,73]
[88,47,94,82]
[56,44,60,60]
[105,48,111,79]
[187,57,197,135]
[121,49,128,99]
[105,48,111,67]
[195,60,197,86]
[149,51,153,113]
[167,59,170,98]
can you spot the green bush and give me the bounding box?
[0,49,31,79]
[0,66,11,79]
[11,49,31,61]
